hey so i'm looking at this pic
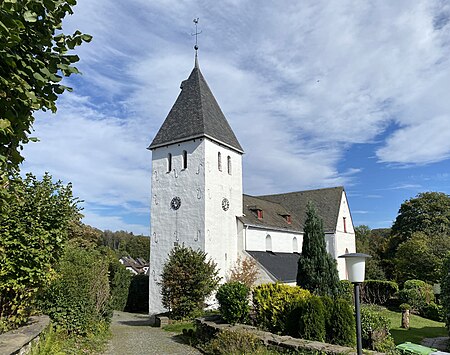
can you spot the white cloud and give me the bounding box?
[21,0,450,233]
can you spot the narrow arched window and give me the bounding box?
[265,234,272,252]
[182,150,188,169]
[293,237,298,253]
[167,153,172,172]
[227,156,231,175]
[218,152,222,171]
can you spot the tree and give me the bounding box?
[395,232,450,283]
[0,173,81,330]
[227,256,259,289]
[297,202,340,297]
[160,245,220,319]
[355,225,386,280]
[440,255,450,331]
[0,0,91,191]
[391,192,450,244]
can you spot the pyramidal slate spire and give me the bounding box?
[149,57,243,153]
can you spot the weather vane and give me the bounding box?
[191,18,202,51]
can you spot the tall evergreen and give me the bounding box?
[297,202,340,297]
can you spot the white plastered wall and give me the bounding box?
[334,190,356,279]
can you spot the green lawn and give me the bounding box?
[378,308,447,345]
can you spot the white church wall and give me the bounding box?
[149,139,207,315]
[335,191,356,279]
[204,139,243,282]
[245,227,303,253]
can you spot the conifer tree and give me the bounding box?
[297,202,340,297]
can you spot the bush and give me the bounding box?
[285,295,325,342]
[339,280,354,303]
[398,280,434,312]
[441,255,450,331]
[160,246,220,319]
[252,283,311,334]
[361,306,396,353]
[216,282,250,325]
[328,298,356,347]
[125,274,149,313]
[420,301,444,322]
[39,242,111,335]
[361,280,399,305]
[200,329,268,355]
[107,253,132,311]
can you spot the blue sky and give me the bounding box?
[22,1,450,235]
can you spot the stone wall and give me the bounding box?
[196,315,385,355]
[0,315,50,355]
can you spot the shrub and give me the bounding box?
[252,283,311,333]
[0,173,80,332]
[200,329,267,355]
[361,306,395,353]
[216,282,250,325]
[328,298,356,347]
[227,256,259,289]
[398,280,434,312]
[298,295,326,341]
[339,280,354,303]
[441,255,450,331]
[420,301,444,322]
[360,280,399,305]
[39,242,111,335]
[107,253,132,311]
[125,274,149,313]
[160,246,220,319]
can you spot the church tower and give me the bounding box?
[148,55,244,315]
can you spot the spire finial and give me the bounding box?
[191,17,202,52]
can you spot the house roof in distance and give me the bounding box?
[149,59,243,153]
[241,186,344,233]
[247,251,300,283]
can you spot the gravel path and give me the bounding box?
[103,311,201,355]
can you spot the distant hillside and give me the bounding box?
[100,230,150,260]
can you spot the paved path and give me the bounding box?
[103,311,201,355]
[421,336,450,352]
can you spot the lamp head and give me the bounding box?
[338,253,372,283]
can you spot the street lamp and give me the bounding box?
[338,253,372,355]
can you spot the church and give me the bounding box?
[148,54,356,315]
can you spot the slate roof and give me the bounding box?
[149,61,243,152]
[247,251,300,282]
[240,186,344,233]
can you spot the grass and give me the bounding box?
[378,308,447,345]
[162,320,195,333]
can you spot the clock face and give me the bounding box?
[171,196,181,210]
[222,198,230,211]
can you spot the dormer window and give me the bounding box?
[281,214,292,224]
[257,209,263,219]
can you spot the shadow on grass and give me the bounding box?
[390,326,448,345]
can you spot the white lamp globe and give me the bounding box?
[338,253,372,283]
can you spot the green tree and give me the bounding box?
[440,255,450,331]
[160,245,220,319]
[391,192,450,248]
[297,202,340,297]
[0,0,91,192]
[0,173,80,331]
[395,232,450,283]
[355,225,386,280]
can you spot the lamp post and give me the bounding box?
[338,253,372,355]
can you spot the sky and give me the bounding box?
[22,0,450,235]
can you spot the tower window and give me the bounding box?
[343,217,347,233]
[218,152,222,171]
[182,150,188,169]
[167,153,172,172]
[227,156,232,175]
[265,234,272,252]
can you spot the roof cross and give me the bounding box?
[191,18,202,51]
